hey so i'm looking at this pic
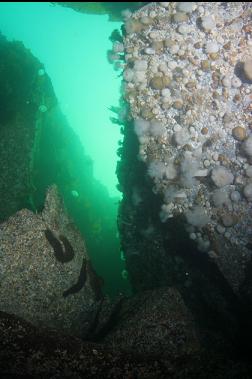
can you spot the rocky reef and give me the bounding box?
[111,0,252,370]
[117,1,252,292]
[2,307,252,379]
[1,2,252,378]
[114,0,252,318]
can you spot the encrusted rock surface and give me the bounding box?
[102,287,201,356]
[115,1,252,297]
[0,185,103,336]
[109,2,252,364]
[0,293,252,378]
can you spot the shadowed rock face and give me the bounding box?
[0,184,103,337]
[55,2,150,21]
[0,295,252,379]
[0,33,57,222]
[100,287,201,356]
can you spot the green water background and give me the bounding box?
[0,2,131,297]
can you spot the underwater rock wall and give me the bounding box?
[0,33,56,221]
[117,1,252,290]
[115,1,252,347]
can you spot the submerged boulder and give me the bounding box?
[101,287,201,357]
[0,184,103,336]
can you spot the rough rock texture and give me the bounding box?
[118,1,252,295]
[1,3,252,377]
[0,303,252,378]
[0,32,57,222]
[113,0,252,318]
[109,0,252,362]
[102,287,201,356]
[0,185,103,336]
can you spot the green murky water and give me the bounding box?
[0,2,131,297]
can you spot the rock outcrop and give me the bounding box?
[0,33,56,222]
[0,185,103,336]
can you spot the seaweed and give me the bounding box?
[44,229,74,263]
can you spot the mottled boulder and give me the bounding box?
[102,287,200,357]
[0,184,103,336]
